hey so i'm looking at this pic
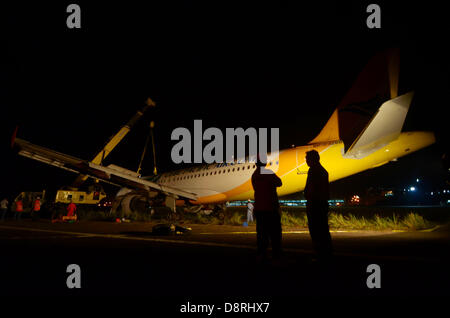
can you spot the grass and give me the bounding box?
[52,205,439,231]
[327,212,434,231]
[224,206,441,231]
[401,213,435,231]
[225,212,244,225]
[220,210,437,231]
[281,211,308,227]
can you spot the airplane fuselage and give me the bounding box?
[154,131,435,205]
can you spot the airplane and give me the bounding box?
[12,49,436,216]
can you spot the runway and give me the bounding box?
[0,220,448,300]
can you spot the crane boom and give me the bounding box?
[72,97,156,187]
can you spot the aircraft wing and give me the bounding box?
[13,138,197,200]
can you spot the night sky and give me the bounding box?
[2,1,449,200]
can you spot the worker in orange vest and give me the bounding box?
[14,197,24,221]
[67,201,77,217]
[31,197,41,221]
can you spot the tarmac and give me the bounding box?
[0,219,448,302]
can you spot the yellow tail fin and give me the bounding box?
[309,48,400,149]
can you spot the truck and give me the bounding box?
[15,98,156,214]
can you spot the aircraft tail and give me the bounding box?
[309,48,408,157]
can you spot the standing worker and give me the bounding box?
[251,155,283,263]
[246,199,254,223]
[67,200,77,217]
[304,150,333,263]
[31,196,41,221]
[14,197,23,221]
[1,198,8,221]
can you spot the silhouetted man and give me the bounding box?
[251,156,282,262]
[304,150,333,262]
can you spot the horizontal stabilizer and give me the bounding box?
[343,92,414,159]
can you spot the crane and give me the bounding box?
[55,97,156,205]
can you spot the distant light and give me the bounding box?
[350,195,360,204]
[416,178,419,182]
[410,186,416,191]
[385,149,389,152]
[431,192,434,196]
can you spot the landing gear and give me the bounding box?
[217,211,225,223]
